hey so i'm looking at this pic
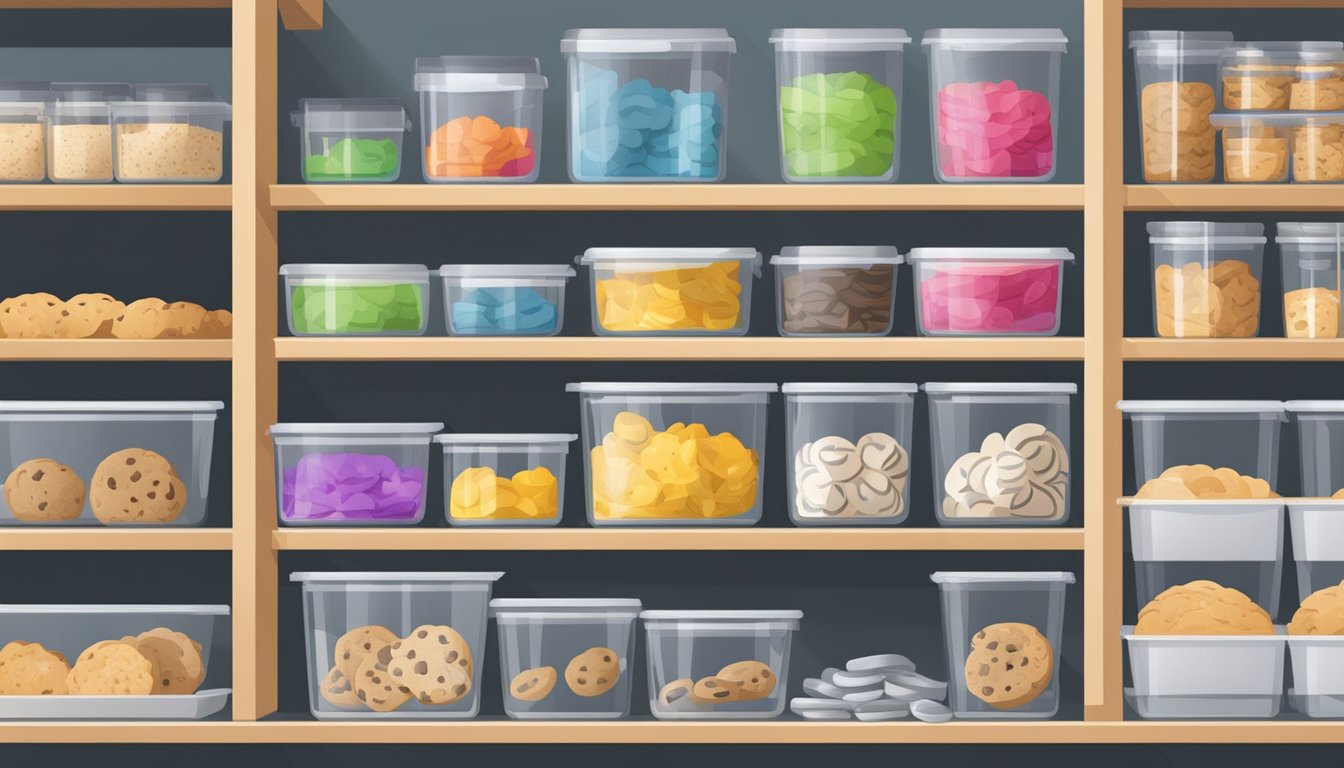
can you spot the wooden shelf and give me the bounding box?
[0,185,230,211]
[0,528,233,551]
[1125,185,1344,211]
[0,0,229,7]
[1126,0,1344,6]
[0,339,231,361]
[1123,338,1344,361]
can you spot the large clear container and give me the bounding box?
[1221,42,1344,111]
[291,571,502,720]
[567,382,774,526]
[924,382,1074,526]
[292,98,410,183]
[1278,224,1343,338]
[1123,628,1286,719]
[1129,31,1234,183]
[0,401,223,527]
[769,28,909,183]
[770,246,901,336]
[1146,222,1267,338]
[930,571,1074,719]
[437,433,576,527]
[1289,636,1344,717]
[782,382,916,526]
[641,609,801,720]
[563,28,736,183]
[0,604,230,720]
[910,247,1074,336]
[491,598,641,719]
[279,264,430,336]
[111,85,231,183]
[438,265,573,337]
[1117,400,1286,493]
[270,422,441,527]
[0,82,49,182]
[48,82,131,183]
[921,28,1068,182]
[578,248,760,336]
[414,56,546,184]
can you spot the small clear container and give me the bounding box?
[770,246,901,336]
[414,56,547,183]
[1129,31,1234,183]
[567,382,774,526]
[292,98,410,183]
[270,422,441,527]
[1294,47,1344,111]
[641,609,801,720]
[1123,628,1286,719]
[0,82,50,183]
[1117,400,1286,493]
[1146,222,1267,338]
[279,264,430,336]
[1289,400,1344,496]
[291,571,502,720]
[930,571,1074,719]
[577,248,761,336]
[781,382,916,526]
[1287,111,1344,182]
[769,28,909,183]
[1278,224,1343,338]
[111,84,231,183]
[909,247,1074,336]
[924,382,1075,526]
[491,598,641,719]
[436,433,576,527]
[48,82,130,183]
[1220,42,1344,111]
[438,264,574,336]
[1208,113,1291,182]
[1288,500,1344,604]
[922,28,1068,182]
[563,28,736,183]
[1289,636,1344,717]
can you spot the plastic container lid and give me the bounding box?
[1222,41,1344,67]
[291,571,504,582]
[562,28,737,54]
[921,28,1068,52]
[769,28,911,52]
[1278,223,1344,243]
[270,423,443,435]
[51,82,132,102]
[579,248,760,264]
[132,83,222,102]
[923,382,1077,395]
[1128,30,1235,61]
[0,401,223,413]
[491,598,641,611]
[435,433,577,445]
[414,56,547,93]
[907,247,1075,262]
[0,81,50,104]
[640,610,803,621]
[771,246,902,266]
[0,604,230,614]
[1285,401,1344,413]
[279,264,430,280]
[438,264,575,279]
[110,100,233,120]
[566,382,778,394]
[1146,221,1267,245]
[1117,400,1286,414]
[930,571,1076,584]
[781,383,918,394]
[1210,112,1344,129]
[291,98,409,132]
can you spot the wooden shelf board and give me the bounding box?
[0,339,231,361]
[0,185,231,211]
[1125,185,1344,211]
[0,0,229,7]
[1126,0,1344,6]
[0,528,232,551]
[1123,338,1344,361]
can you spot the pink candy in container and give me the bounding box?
[909,247,1074,336]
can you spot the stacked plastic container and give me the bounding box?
[909,248,1074,336]
[112,83,232,183]
[1129,32,1234,184]
[1278,222,1343,339]
[292,99,410,183]
[279,264,431,336]
[1145,222,1267,338]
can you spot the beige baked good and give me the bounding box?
[564,646,620,697]
[0,124,45,182]
[387,624,473,705]
[1135,580,1274,635]
[116,123,223,181]
[66,640,154,695]
[0,293,63,338]
[333,625,399,681]
[1292,71,1344,110]
[1294,123,1344,182]
[53,293,125,339]
[715,660,775,701]
[0,641,70,695]
[1135,465,1277,500]
[1223,134,1288,183]
[199,309,233,339]
[352,645,411,712]
[4,458,86,522]
[1223,70,1294,110]
[1154,260,1261,338]
[1289,581,1344,635]
[320,665,359,707]
[89,448,187,524]
[130,628,204,695]
[690,675,746,704]
[509,666,556,702]
[964,622,1054,710]
[1140,81,1216,182]
[1285,287,1341,338]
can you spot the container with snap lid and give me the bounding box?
[910,247,1074,336]
[641,609,802,719]
[439,264,573,336]
[567,382,774,526]
[491,598,641,718]
[0,82,50,182]
[1146,222,1267,338]
[110,83,231,183]
[1278,223,1343,338]
[437,433,576,526]
[563,28,736,182]
[1118,400,1286,494]
[279,263,430,336]
[292,98,410,183]
[47,82,131,183]
[414,56,547,183]
[771,246,901,336]
[578,248,760,336]
[922,29,1068,182]
[924,383,1075,526]
[1220,42,1344,111]
[1209,112,1344,183]
[770,29,910,183]
[1129,31,1235,183]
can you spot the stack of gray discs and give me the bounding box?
[790,653,953,723]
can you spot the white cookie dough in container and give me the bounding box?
[111,84,231,183]
[1117,400,1285,493]
[47,82,130,183]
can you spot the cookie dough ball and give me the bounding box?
[4,459,86,522]
[1135,580,1274,635]
[1289,581,1344,636]
[565,646,621,697]
[66,640,154,695]
[53,293,125,339]
[89,448,187,524]
[964,622,1054,710]
[0,641,70,695]
[0,293,63,338]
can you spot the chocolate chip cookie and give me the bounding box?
[509,665,557,702]
[4,458,86,522]
[89,448,186,524]
[564,647,620,697]
[0,641,70,695]
[387,624,473,705]
[963,622,1054,710]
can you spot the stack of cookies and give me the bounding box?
[320,624,475,713]
[0,628,205,696]
[0,293,231,339]
[1153,260,1261,338]
[790,653,952,722]
[4,449,186,524]
[1139,81,1216,182]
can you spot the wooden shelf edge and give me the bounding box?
[0,528,233,551]
[277,0,320,29]
[0,339,232,361]
[0,185,231,211]
[1122,338,1344,361]
[0,0,229,7]
[1124,185,1344,211]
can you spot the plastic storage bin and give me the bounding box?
[437,433,576,526]
[1278,223,1343,338]
[1118,400,1286,492]
[279,264,430,336]
[1123,628,1286,718]
[491,598,641,719]
[1290,399,1344,496]
[642,609,801,720]
[930,571,1074,719]
[414,56,546,183]
[770,246,901,336]
[567,382,774,526]
[1221,42,1344,111]
[1289,500,1344,604]
[924,382,1075,526]
[48,82,130,183]
[111,85,231,183]
[1129,31,1234,183]
[1209,112,1344,183]
[270,422,440,526]
[1146,221,1267,338]
[563,28,736,182]
[909,247,1074,336]
[769,28,909,182]
[292,98,410,183]
[578,248,760,336]
[921,28,1068,182]
[782,382,916,526]
[1289,636,1344,717]
[439,265,573,336]
[0,82,49,182]
[292,571,502,719]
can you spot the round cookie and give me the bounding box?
[53,293,125,339]
[320,665,359,707]
[1289,580,1344,636]
[89,448,187,524]
[0,293,63,338]
[1135,580,1274,635]
[159,302,207,339]
[132,628,204,694]
[386,624,474,705]
[715,659,776,701]
[564,646,620,697]
[111,298,170,340]
[0,641,70,695]
[657,677,702,711]
[509,665,556,702]
[4,458,86,522]
[964,622,1054,710]
[333,625,399,681]
[66,640,154,695]
[690,675,744,704]
[353,645,412,712]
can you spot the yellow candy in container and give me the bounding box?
[436,434,576,527]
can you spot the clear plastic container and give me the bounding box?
[0,82,49,182]
[414,56,546,183]
[1286,112,1344,182]
[1129,31,1234,183]
[1117,400,1286,493]
[490,598,641,719]
[436,433,576,527]
[567,382,774,526]
[0,401,223,527]
[1146,222,1267,338]
[1288,637,1344,717]
[270,422,441,526]
[438,265,573,337]
[578,248,761,336]
[563,28,736,182]
[909,247,1074,336]
[921,28,1068,182]
[1209,112,1344,183]
[0,604,230,719]
[769,29,909,183]
[1289,400,1344,496]
[1221,42,1344,111]
[1288,500,1344,604]
[292,98,410,183]
[1123,628,1286,719]
[781,382,916,526]
[924,382,1075,526]
[929,571,1074,719]
[291,571,502,720]
[279,264,430,337]
[1278,224,1343,338]
[111,84,231,183]
[48,82,130,183]
[770,246,901,336]
[641,609,801,720]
